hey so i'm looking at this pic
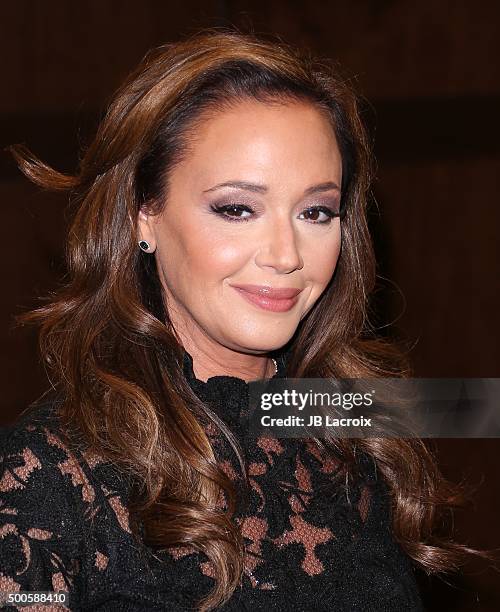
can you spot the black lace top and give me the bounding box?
[0,350,424,611]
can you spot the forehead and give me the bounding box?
[170,99,342,192]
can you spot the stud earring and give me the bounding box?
[139,240,152,252]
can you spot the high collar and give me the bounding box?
[182,348,289,431]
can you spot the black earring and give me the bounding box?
[139,240,151,252]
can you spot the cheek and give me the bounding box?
[300,226,341,312]
[305,227,341,283]
[191,233,251,283]
[161,219,252,292]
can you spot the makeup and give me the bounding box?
[230,284,302,312]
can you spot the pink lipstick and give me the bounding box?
[229,283,302,312]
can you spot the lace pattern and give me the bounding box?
[0,351,424,611]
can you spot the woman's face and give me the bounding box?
[138,99,343,356]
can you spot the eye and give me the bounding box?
[299,206,340,224]
[210,203,341,224]
[211,203,254,222]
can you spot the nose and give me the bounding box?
[254,213,304,273]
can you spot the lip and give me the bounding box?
[229,284,302,299]
[229,283,302,312]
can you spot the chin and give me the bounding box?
[226,330,295,354]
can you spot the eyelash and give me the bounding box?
[210,203,341,224]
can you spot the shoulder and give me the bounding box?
[0,393,139,604]
[1,392,136,530]
[1,393,97,509]
[0,394,86,601]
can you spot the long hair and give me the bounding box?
[9,28,483,610]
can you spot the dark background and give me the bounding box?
[1,1,499,609]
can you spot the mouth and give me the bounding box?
[229,283,302,313]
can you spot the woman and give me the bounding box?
[0,29,475,611]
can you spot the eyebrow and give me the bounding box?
[202,180,341,196]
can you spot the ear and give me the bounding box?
[137,205,158,252]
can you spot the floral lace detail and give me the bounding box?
[0,354,424,611]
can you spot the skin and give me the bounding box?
[138,99,343,382]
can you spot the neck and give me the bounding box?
[165,298,278,383]
[182,341,276,383]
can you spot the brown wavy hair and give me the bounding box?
[9,28,485,610]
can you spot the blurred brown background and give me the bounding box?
[1,1,499,610]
